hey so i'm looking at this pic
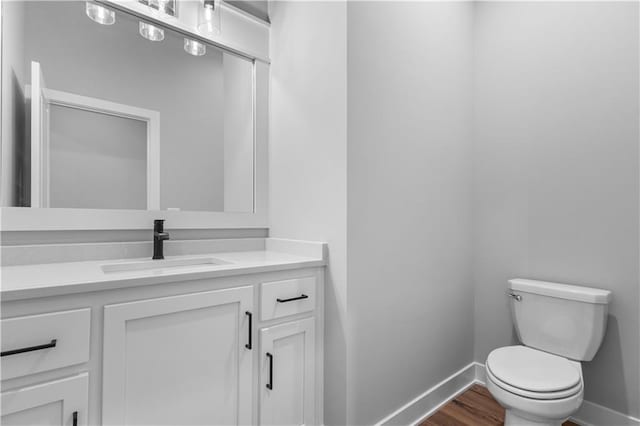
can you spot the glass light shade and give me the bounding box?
[85,2,115,25]
[184,38,206,56]
[139,21,165,41]
[198,0,221,35]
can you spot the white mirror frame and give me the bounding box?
[0,0,270,230]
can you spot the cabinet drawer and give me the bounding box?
[1,309,91,380]
[261,277,316,321]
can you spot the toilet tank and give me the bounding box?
[508,278,612,361]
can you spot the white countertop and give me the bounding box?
[1,249,325,302]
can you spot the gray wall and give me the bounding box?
[347,2,474,424]
[272,2,639,423]
[472,2,640,417]
[269,2,348,425]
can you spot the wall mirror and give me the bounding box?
[1,0,268,228]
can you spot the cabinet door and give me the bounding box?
[260,318,315,426]
[102,286,254,426]
[1,373,88,426]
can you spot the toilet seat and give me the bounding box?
[487,364,582,400]
[486,346,583,400]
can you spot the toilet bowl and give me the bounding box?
[486,345,583,426]
[486,279,611,426]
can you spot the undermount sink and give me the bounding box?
[101,257,229,273]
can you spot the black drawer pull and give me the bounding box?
[1,339,57,357]
[73,411,78,426]
[276,294,309,303]
[266,352,273,390]
[245,311,253,350]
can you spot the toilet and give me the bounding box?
[486,278,612,426]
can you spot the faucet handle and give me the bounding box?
[156,232,170,240]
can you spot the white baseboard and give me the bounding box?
[572,400,640,426]
[474,363,640,426]
[376,361,484,425]
[376,362,639,426]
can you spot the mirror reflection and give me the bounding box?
[1,1,255,212]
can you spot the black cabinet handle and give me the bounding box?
[245,311,252,350]
[266,352,273,390]
[73,411,78,426]
[276,294,309,303]
[1,339,57,357]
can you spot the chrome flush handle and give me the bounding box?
[507,292,522,301]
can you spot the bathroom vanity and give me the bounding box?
[0,0,329,424]
[1,240,325,425]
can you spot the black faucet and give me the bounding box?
[153,219,170,260]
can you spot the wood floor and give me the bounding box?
[420,384,580,426]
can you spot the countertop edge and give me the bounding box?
[1,258,326,302]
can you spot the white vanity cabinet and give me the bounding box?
[101,286,255,426]
[1,258,324,426]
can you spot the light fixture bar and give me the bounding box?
[92,0,268,63]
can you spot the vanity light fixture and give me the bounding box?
[139,21,165,41]
[184,38,206,56]
[85,2,115,25]
[198,0,221,35]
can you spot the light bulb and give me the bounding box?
[184,38,206,56]
[139,21,164,41]
[198,0,221,35]
[86,2,115,25]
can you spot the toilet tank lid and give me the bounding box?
[509,278,611,304]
